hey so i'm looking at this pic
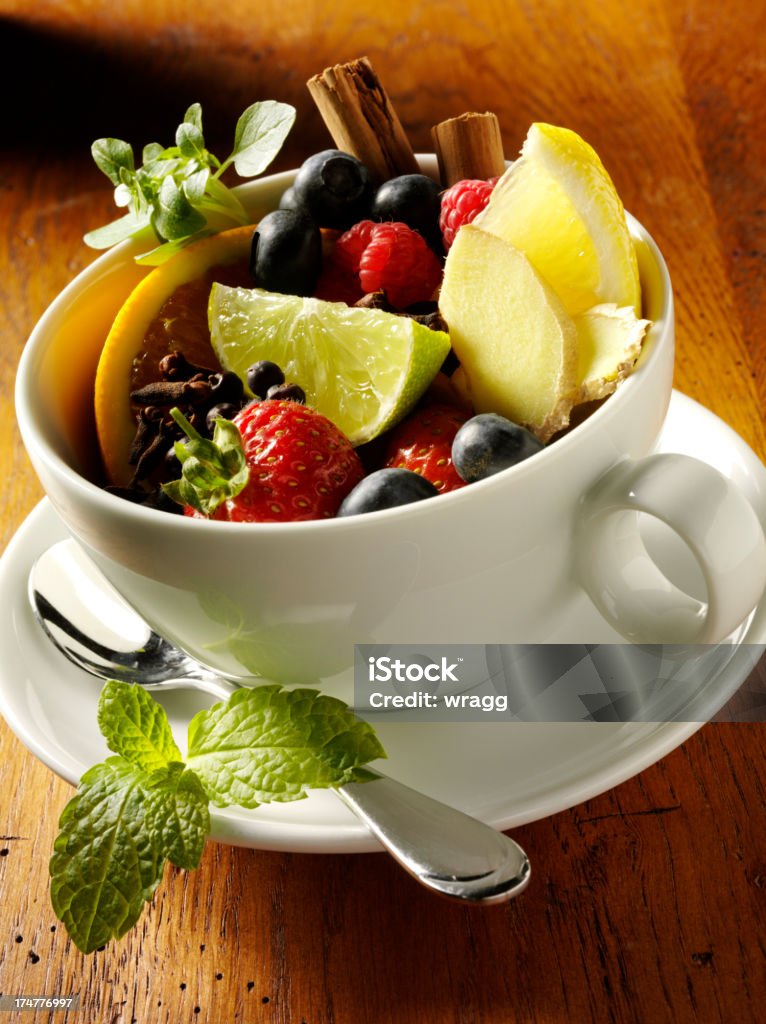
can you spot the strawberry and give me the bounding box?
[164,401,364,522]
[384,402,470,494]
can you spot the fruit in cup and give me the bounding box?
[246,359,287,397]
[329,219,443,308]
[88,96,650,521]
[166,399,364,522]
[249,209,322,296]
[383,403,469,493]
[283,149,374,230]
[337,468,440,516]
[451,413,544,482]
[473,123,641,316]
[371,174,443,252]
[208,286,450,445]
[439,177,497,250]
[439,123,650,439]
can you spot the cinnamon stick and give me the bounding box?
[431,112,506,186]
[307,57,419,184]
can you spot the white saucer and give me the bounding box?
[2,391,766,853]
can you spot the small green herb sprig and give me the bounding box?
[50,680,385,953]
[85,100,296,265]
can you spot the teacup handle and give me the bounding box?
[576,453,766,643]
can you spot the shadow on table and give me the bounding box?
[0,15,325,165]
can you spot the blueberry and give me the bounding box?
[452,413,544,482]
[266,382,306,404]
[371,174,443,251]
[291,150,373,230]
[250,209,322,296]
[206,402,241,433]
[247,360,284,398]
[278,186,298,210]
[209,370,244,404]
[337,468,439,517]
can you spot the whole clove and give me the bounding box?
[128,406,164,466]
[130,378,213,407]
[158,350,217,381]
[354,290,393,311]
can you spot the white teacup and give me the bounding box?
[15,159,766,694]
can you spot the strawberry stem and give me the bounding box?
[162,407,249,516]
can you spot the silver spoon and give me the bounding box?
[29,539,530,904]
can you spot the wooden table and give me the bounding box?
[1,1,765,1020]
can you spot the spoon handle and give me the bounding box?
[188,675,243,701]
[195,679,530,901]
[337,770,530,903]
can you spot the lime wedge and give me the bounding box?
[474,123,641,316]
[209,286,451,444]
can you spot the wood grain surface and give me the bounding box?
[1,0,765,1021]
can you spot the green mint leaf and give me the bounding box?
[184,102,203,133]
[202,176,250,223]
[83,211,149,249]
[138,157,182,190]
[117,165,135,187]
[151,177,207,241]
[49,758,165,954]
[183,165,210,204]
[162,408,248,515]
[176,122,205,160]
[142,142,164,163]
[97,680,183,772]
[186,685,387,808]
[91,138,135,186]
[145,766,210,870]
[134,232,215,266]
[231,100,296,177]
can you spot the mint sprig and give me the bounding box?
[162,407,249,515]
[187,686,386,807]
[97,678,183,771]
[50,680,385,952]
[85,100,296,265]
[50,759,169,953]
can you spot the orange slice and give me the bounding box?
[95,226,254,486]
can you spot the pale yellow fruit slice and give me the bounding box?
[574,304,651,402]
[439,225,578,441]
[474,123,641,316]
[209,286,451,445]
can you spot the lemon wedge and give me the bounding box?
[474,123,641,316]
[209,286,450,444]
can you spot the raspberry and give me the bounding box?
[313,262,364,305]
[332,219,375,276]
[329,220,442,309]
[439,178,497,250]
